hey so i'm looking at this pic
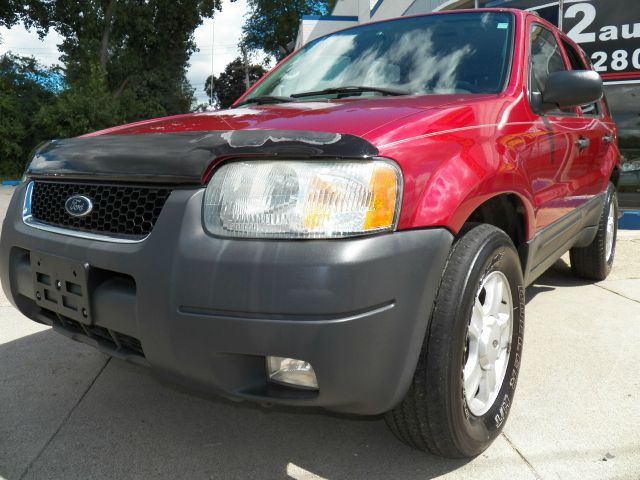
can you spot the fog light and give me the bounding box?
[266,356,318,389]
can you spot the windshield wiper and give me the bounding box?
[235,95,294,107]
[235,86,409,107]
[291,86,410,99]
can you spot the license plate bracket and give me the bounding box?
[31,251,92,324]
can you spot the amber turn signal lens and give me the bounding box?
[364,165,400,231]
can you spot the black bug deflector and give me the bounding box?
[26,130,380,184]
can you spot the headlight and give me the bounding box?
[203,160,402,239]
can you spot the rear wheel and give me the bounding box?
[385,224,525,458]
[570,184,618,281]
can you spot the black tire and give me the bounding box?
[385,224,525,458]
[570,183,618,281]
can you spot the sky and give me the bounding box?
[0,0,258,106]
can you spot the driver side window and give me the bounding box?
[529,24,570,114]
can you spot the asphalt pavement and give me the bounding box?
[1,185,639,480]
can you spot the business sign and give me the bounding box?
[482,0,640,84]
[562,0,640,84]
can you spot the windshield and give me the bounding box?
[243,12,514,102]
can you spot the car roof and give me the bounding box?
[308,8,529,41]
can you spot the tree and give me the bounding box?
[4,0,221,136]
[0,0,51,32]
[48,1,221,122]
[204,56,267,109]
[0,0,51,44]
[239,0,336,59]
[35,65,124,140]
[0,53,57,177]
[1,0,223,176]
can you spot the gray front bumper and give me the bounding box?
[1,183,453,415]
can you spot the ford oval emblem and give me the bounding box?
[64,195,94,217]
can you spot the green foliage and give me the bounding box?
[204,56,267,109]
[239,0,336,59]
[35,65,123,140]
[0,0,51,32]
[47,0,221,120]
[0,0,222,176]
[0,53,56,177]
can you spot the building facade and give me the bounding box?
[296,0,640,210]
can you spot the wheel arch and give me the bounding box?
[462,192,533,249]
[609,164,621,189]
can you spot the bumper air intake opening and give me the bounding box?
[44,308,145,358]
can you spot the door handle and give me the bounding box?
[602,135,614,144]
[576,138,590,150]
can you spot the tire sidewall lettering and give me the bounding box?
[460,243,524,435]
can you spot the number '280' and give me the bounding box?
[591,49,640,72]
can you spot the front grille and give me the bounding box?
[30,181,172,238]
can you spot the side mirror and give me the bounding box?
[537,70,603,114]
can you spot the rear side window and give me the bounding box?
[561,38,602,117]
[562,39,584,70]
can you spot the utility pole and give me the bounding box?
[210,18,215,106]
[241,47,250,91]
[558,0,565,31]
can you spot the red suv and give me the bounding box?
[0,9,620,457]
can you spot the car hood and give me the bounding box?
[28,95,503,184]
[87,94,497,143]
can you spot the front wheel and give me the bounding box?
[385,224,525,458]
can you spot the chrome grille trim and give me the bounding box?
[22,181,151,244]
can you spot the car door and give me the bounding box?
[524,22,585,231]
[559,36,613,199]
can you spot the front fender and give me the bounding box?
[380,130,536,239]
